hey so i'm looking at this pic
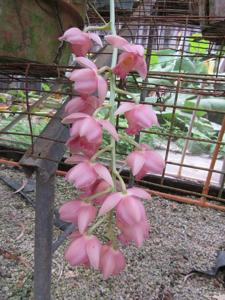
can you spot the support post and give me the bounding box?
[34,170,55,300]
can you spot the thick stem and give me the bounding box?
[109,0,118,177]
[84,23,111,32]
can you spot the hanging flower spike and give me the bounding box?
[100,244,126,279]
[115,102,159,135]
[59,27,103,57]
[69,57,108,101]
[65,233,102,270]
[127,144,165,180]
[105,35,147,79]
[64,95,103,116]
[59,200,97,234]
[65,160,113,189]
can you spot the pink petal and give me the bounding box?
[77,205,97,234]
[113,250,126,274]
[70,69,97,95]
[114,103,135,115]
[98,193,123,216]
[113,52,137,79]
[133,55,147,79]
[144,150,165,174]
[101,248,116,279]
[62,112,88,124]
[79,117,93,137]
[97,119,119,141]
[76,57,97,71]
[88,32,103,47]
[64,97,85,115]
[65,236,87,266]
[122,44,144,56]
[93,163,113,186]
[66,162,96,188]
[59,27,83,42]
[128,187,151,200]
[97,75,108,101]
[59,200,82,223]
[126,151,145,176]
[117,197,143,224]
[105,35,129,50]
[86,236,102,269]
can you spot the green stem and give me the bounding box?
[91,145,112,161]
[114,86,139,103]
[119,133,142,149]
[84,22,111,32]
[82,187,113,203]
[88,215,108,235]
[114,170,127,193]
[109,0,118,177]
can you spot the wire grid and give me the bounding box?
[0,0,225,209]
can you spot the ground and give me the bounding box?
[0,165,225,300]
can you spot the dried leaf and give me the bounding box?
[187,251,225,278]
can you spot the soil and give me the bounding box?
[0,165,225,300]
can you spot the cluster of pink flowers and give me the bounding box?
[59,27,165,279]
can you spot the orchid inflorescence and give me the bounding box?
[58,20,165,280]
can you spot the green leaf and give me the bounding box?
[188,33,209,55]
[148,78,174,86]
[183,99,207,117]
[174,57,197,73]
[186,97,225,113]
[165,93,195,106]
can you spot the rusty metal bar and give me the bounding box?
[201,115,225,202]
[34,171,55,300]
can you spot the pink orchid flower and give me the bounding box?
[105,35,147,79]
[66,160,113,189]
[98,187,150,220]
[69,57,107,101]
[65,233,102,269]
[64,95,103,116]
[59,27,102,56]
[117,217,149,248]
[115,102,159,135]
[62,112,118,157]
[100,244,126,279]
[59,200,96,234]
[127,144,165,180]
[80,180,112,205]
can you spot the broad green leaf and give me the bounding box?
[148,78,174,86]
[174,57,197,73]
[183,99,207,117]
[188,33,209,55]
[165,93,195,106]
[187,97,225,112]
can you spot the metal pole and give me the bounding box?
[34,169,55,300]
